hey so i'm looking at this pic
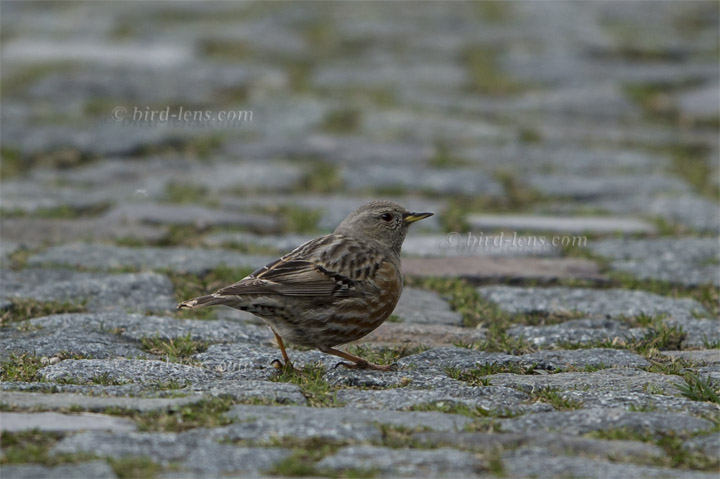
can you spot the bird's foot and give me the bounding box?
[271,358,297,373]
[334,360,397,372]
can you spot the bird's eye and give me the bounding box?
[380,213,393,222]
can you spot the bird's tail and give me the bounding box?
[177,294,226,310]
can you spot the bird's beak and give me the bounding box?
[404,211,434,223]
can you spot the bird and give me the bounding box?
[178,201,433,371]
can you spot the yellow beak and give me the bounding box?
[404,212,434,223]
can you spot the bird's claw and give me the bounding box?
[333,360,398,372]
[271,358,296,372]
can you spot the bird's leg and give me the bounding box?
[271,329,294,370]
[319,346,396,372]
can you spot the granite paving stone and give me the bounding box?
[404,233,561,257]
[467,213,657,235]
[411,431,665,462]
[665,318,720,349]
[500,408,715,436]
[0,412,137,433]
[589,237,720,287]
[547,193,720,233]
[0,391,206,412]
[38,359,219,385]
[396,346,649,374]
[335,385,551,416]
[663,350,720,365]
[525,174,690,200]
[478,285,710,321]
[27,244,275,274]
[357,322,487,348]
[103,202,280,231]
[316,445,484,478]
[1,462,118,479]
[0,269,175,314]
[507,318,648,348]
[342,164,504,196]
[391,287,464,326]
[488,369,687,396]
[674,81,720,118]
[402,256,604,282]
[502,446,719,479]
[0,217,165,246]
[684,432,720,460]
[221,405,474,442]
[51,431,291,475]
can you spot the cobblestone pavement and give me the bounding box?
[1,2,719,478]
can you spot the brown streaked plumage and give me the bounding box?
[178,201,432,370]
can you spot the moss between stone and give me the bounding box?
[296,162,343,194]
[102,396,234,433]
[109,457,164,479]
[0,430,96,466]
[0,352,85,382]
[321,108,362,134]
[1,203,112,220]
[271,363,342,408]
[527,387,584,411]
[588,428,720,472]
[139,333,209,365]
[0,299,87,325]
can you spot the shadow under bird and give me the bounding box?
[178,200,433,370]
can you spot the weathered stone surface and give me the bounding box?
[0,269,175,313]
[663,350,720,365]
[520,348,650,370]
[589,237,720,286]
[335,385,549,416]
[501,408,714,436]
[221,405,473,442]
[392,287,463,326]
[525,174,690,201]
[217,194,445,232]
[675,82,720,118]
[411,431,665,462]
[342,164,504,196]
[488,369,684,396]
[508,318,648,348]
[478,286,709,321]
[684,432,720,459]
[358,323,487,348]
[503,446,719,479]
[666,318,720,349]
[27,244,274,274]
[200,380,307,405]
[38,359,219,385]
[104,202,280,231]
[28,312,273,345]
[1,461,118,479]
[0,217,165,246]
[316,445,484,478]
[403,233,560,257]
[0,412,136,433]
[402,257,604,281]
[467,214,657,234]
[396,346,647,374]
[52,431,291,475]
[0,391,205,412]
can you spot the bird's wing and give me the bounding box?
[213,235,384,298]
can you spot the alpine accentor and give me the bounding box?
[178,201,432,370]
